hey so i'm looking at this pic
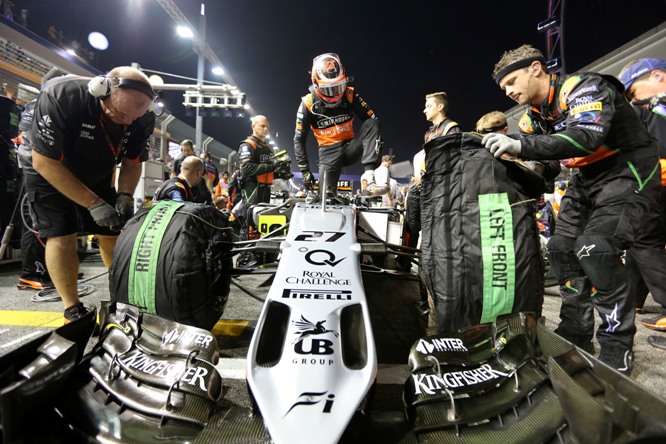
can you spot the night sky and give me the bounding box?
[18,0,666,173]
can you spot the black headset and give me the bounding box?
[88,76,159,113]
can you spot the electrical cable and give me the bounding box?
[230,277,266,303]
[30,270,109,303]
[19,192,39,235]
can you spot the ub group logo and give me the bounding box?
[292,315,339,345]
[291,315,339,365]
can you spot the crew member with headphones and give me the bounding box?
[19,66,156,323]
[293,52,385,200]
[482,44,661,376]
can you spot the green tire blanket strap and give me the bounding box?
[479,193,515,323]
[127,200,184,313]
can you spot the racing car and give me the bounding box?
[1,183,665,443]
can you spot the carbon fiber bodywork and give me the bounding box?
[3,311,666,442]
[0,306,97,443]
[54,302,272,443]
[401,313,666,443]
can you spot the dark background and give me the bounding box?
[14,0,666,172]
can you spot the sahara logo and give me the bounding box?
[415,337,469,354]
[284,391,336,417]
[565,84,598,102]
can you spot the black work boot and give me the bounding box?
[598,347,633,376]
[554,277,595,353]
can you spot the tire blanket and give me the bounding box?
[420,133,545,333]
[110,201,233,330]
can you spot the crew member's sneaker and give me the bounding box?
[64,302,91,324]
[18,272,83,290]
[598,347,633,376]
[17,276,55,290]
[641,315,666,331]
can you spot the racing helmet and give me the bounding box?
[311,53,348,105]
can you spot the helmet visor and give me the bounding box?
[316,81,346,99]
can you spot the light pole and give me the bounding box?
[195,3,205,153]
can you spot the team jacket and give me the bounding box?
[644,100,666,185]
[517,72,656,175]
[418,118,462,174]
[293,86,377,168]
[22,75,155,188]
[424,118,461,144]
[239,135,274,185]
[153,176,193,202]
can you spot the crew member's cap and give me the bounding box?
[619,58,666,90]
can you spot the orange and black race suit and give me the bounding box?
[294,86,379,177]
[517,72,661,353]
[239,135,273,207]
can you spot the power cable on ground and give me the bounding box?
[30,270,109,303]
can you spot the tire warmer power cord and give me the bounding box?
[31,270,110,303]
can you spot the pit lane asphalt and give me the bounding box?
[0,249,665,415]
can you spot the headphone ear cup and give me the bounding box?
[88,76,111,99]
[147,98,158,114]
